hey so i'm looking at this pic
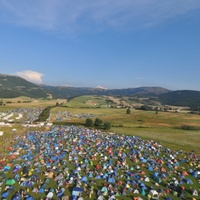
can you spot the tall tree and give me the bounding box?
[85,118,94,127]
[103,122,111,130]
[126,108,131,114]
[94,118,103,128]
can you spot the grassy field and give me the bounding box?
[1,95,200,154]
[49,106,200,154]
[1,96,200,200]
[0,96,57,109]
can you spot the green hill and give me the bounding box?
[1,73,200,108]
[0,74,48,98]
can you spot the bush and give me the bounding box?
[85,118,94,127]
[94,118,103,128]
[126,108,131,114]
[103,122,111,130]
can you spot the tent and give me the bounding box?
[139,188,146,196]
[97,195,104,200]
[108,176,115,183]
[72,187,84,196]
[13,165,21,173]
[101,186,108,196]
[193,189,198,196]
[81,176,88,183]
[133,189,139,194]
[57,188,65,198]
[149,190,159,199]
[12,193,21,200]
[192,171,198,178]
[4,165,11,172]
[1,191,9,198]
[6,178,16,185]
[38,188,45,193]
[144,177,150,182]
[25,196,34,200]
[46,192,54,198]
[148,166,153,171]
[186,179,193,184]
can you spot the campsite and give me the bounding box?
[1,1,200,198]
[0,96,200,199]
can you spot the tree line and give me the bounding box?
[85,118,111,130]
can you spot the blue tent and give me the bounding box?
[108,176,115,183]
[192,171,198,178]
[153,172,159,178]
[161,173,166,179]
[14,174,20,181]
[148,166,153,171]
[38,188,45,193]
[12,194,21,200]
[3,165,11,172]
[72,187,84,196]
[102,173,108,179]
[12,165,21,173]
[95,175,101,179]
[81,176,88,183]
[131,180,136,184]
[74,156,78,160]
[57,188,65,198]
[140,157,147,162]
[186,179,193,184]
[1,191,9,198]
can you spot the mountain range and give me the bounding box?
[1,74,200,108]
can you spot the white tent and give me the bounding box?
[193,189,198,196]
[149,190,159,199]
[133,189,139,194]
[46,192,54,198]
[144,177,150,182]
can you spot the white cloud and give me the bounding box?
[15,70,44,84]
[0,0,199,33]
[96,85,107,90]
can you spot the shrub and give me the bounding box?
[85,118,94,127]
[103,122,111,130]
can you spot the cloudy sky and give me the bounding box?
[0,0,200,90]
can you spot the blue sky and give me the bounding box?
[0,0,200,90]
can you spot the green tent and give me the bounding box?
[5,178,15,185]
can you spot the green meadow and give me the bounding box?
[49,95,200,154]
[1,95,200,154]
[51,108,200,154]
